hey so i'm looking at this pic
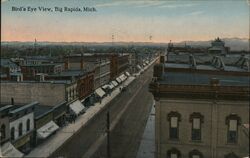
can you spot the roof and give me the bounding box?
[48,70,90,77]
[34,104,53,118]
[160,72,249,86]
[0,59,19,68]
[9,101,39,114]
[22,63,63,67]
[0,105,14,112]
[165,53,249,72]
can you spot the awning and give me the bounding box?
[118,74,127,82]
[95,88,106,98]
[0,142,24,158]
[118,75,124,82]
[122,74,127,80]
[108,84,114,89]
[37,121,59,139]
[125,72,131,76]
[69,100,86,115]
[111,81,118,86]
[102,84,110,89]
[137,65,142,70]
[116,77,122,83]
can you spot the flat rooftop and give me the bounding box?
[160,72,249,86]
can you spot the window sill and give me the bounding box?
[189,140,203,143]
[168,138,180,141]
[226,142,237,145]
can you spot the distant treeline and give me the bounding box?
[1,44,163,58]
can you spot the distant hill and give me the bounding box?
[1,38,249,51]
[175,38,249,51]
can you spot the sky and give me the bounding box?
[1,0,249,43]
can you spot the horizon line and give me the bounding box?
[1,37,249,44]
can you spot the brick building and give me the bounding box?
[64,54,110,89]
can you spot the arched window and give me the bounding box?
[1,124,6,140]
[11,127,15,141]
[190,112,204,141]
[18,123,23,137]
[167,111,181,140]
[26,119,30,132]
[167,147,181,158]
[226,114,241,144]
[224,152,239,158]
[189,149,203,158]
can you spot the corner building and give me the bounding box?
[149,54,249,158]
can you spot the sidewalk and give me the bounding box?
[26,58,157,158]
[26,77,135,158]
[136,104,155,158]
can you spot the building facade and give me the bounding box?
[149,53,249,158]
[9,102,36,154]
[110,54,129,79]
[64,54,110,89]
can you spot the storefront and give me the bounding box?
[13,132,33,154]
[53,101,67,127]
[81,94,95,107]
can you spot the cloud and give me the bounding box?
[1,0,8,3]
[158,3,198,8]
[95,1,197,9]
[188,11,204,16]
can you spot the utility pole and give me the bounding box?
[107,111,111,158]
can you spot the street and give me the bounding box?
[49,66,154,158]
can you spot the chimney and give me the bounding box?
[11,98,14,105]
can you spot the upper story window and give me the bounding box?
[167,111,181,140]
[18,123,23,137]
[26,119,30,132]
[167,147,181,158]
[189,149,203,158]
[190,112,204,141]
[226,114,241,144]
[11,127,15,141]
[0,124,6,140]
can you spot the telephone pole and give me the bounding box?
[107,111,111,158]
